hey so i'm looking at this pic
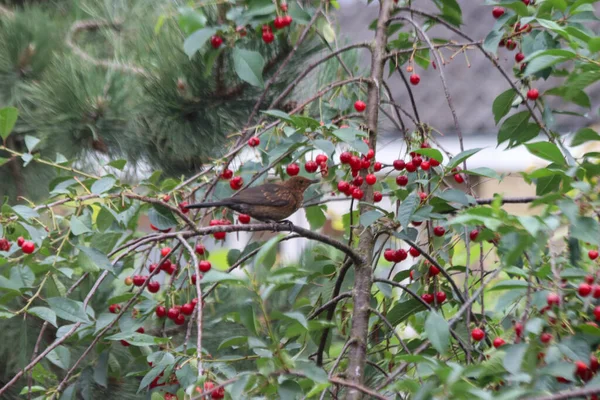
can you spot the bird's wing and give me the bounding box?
[230,184,291,206]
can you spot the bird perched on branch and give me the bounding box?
[185,176,318,222]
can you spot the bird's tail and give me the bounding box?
[185,200,233,209]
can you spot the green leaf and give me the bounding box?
[0,276,23,293]
[412,148,443,162]
[447,148,482,170]
[70,216,92,236]
[0,107,18,141]
[200,270,245,283]
[313,139,335,157]
[28,307,58,328]
[464,167,502,180]
[232,47,265,88]
[493,89,517,124]
[183,27,217,58]
[425,311,449,354]
[91,177,116,194]
[262,109,293,122]
[571,128,600,146]
[360,210,384,226]
[498,112,535,146]
[397,192,419,229]
[524,142,565,166]
[282,311,308,330]
[295,360,328,383]
[503,343,527,374]
[387,298,427,325]
[438,189,470,206]
[46,346,71,370]
[147,205,177,231]
[589,37,600,53]
[107,159,127,170]
[106,332,162,346]
[536,174,561,196]
[483,28,504,54]
[11,205,40,220]
[47,297,90,323]
[254,234,284,277]
[306,206,327,230]
[77,246,113,271]
[178,7,207,35]
[94,351,109,387]
[523,49,576,76]
[240,305,258,335]
[571,217,600,246]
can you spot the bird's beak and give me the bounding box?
[310,179,319,184]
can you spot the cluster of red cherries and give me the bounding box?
[0,236,35,254]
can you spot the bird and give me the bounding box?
[185,176,318,222]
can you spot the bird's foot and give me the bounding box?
[278,220,294,231]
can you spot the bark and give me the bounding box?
[344,0,392,398]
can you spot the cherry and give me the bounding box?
[167,307,180,320]
[274,16,286,29]
[591,355,599,372]
[594,306,600,321]
[352,188,364,200]
[191,274,198,285]
[429,265,441,276]
[280,3,288,11]
[405,162,417,173]
[361,158,371,170]
[179,202,189,214]
[505,39,517,50]
[522,0,530,4]
[182,303,194,315]
[469,229,479,241]
[396,175,408,187]
[411,156,423,168]
[515,52,525,63]
[17,237,25,247]
[305,160,318,173]
[590,250,599,260]
[409,73,420,85]
[124,276,133,286]
[354,100,366,112]
[547,292,560,306]
[286,163,300,176]
[337,181,350,193]
[137,327,145,334]
[195,244,205,255]
[435,291,446,304]
[230,176,244,190]
[412,220,423,227]
[109,304,121,314]
[430,158,440,167]
[409,247,420,257]
[199,260,212,273]
[409,270,414,280]
[120,340,130,347]
[586,275,595,284]
[21,241,35,254]
[421,293,434,304]
[373,191,383,203]
[575,360,590,380]
[174,313,186,325]
[365,149,375,160]
[162,194,171,202]
[420,161,430,171]
[492,7,505,19]
[238,214,251,224]
[419,192,427,202]
[393,160,406,170]
[374,161,382,171]
[147,281,160,293]
[150,223,171,233]
[384,249,395,262]
[393,249,408,262]
[160,260,172,272]
[352,176,363,187]
[132,275,146,287]
[221,169,233,180]
[262,29,275,43]
[433,226,446,237]
[365,174,377,185]
[349,156,362,171]
[471,328,485,341]
[316,154,328,165]
[454,174,465,184]
[160,247,171,258]
[212,387,225,399]
[539,332,552,344]
[156,306,167,318]
[579,282,592,297]
[0,238,10,252]
[248,137,260,147]
[493,337,506,348]
[340,151,352,164]
[282,15,292,26]
[527,88,539,100]
[210,35,223,49]
[515,322,523,337]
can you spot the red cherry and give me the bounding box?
[361,158,371,170]
[409,247,420,257]
[191,274,198,285]
[286,163,300,176]
[506,39,517,50]
[179,202,189,214]
[589,250,599,260]
[393,160,406,170]
[238,214,251,224]
[167,307,180,320]
[21,241,35,254]
[540,332,552,343]
[195,244,205,255]
[282,15,292,26]
[262,30,275,43]
[412,220,422,227]
[454,174,465,184]
[522,0,530,4]
[280,3,288,11]
[305,160,318,173]
[409,73,420,85]
[515,52,525,63]
[430,158,440,167]
[433,226,446,237]
[492,6,505,18]
[575,360,590,380]
[365,174,377,185]
[586,275,595,284]
[435,291,446,304]
[420,161,430,171]
[492,337,506,348]
[594,306,600,321]
[156,306,167,318]
[352,188,364,200]
[411,156,423,168]
[161,247,171,258]
[120,340,130,347]
[174,313,186,325]
[147,281,160,293]
[365,149,375,160]
[429,265,440,276]
[373,162,382,172]
[591,355,599,372]
[396,175,408,187]
[210,35,223,49]
[199,260,212,273]
[421,293,434,304]
[162,194,171,202]
[17,237,25,247]
[221,169,233,180]
[409,270,414,280]
[340,151,352,164]
[182,303,194,315]
[469,229,479,241]
[471,328,485,341]
[349,156,362,171]
[230,176,244,190]
[274,16,285,29]
[547,292,560,306]
[136,327,145,334]
[248,137,260,147]
[405,162,417,173]
[579,283,592,297]
[373,191,383,203]
[337,181,350,193]
[132,275,145,287]
[354,100,366,112]
[352,176,364,187]
[419,192,427,202]
[515,322,524,337]
[393,249,408,263]
[384,249,395,262]
[109,304,121,314]
[0,238,11,252]
[160,260,172,272]
[315,154,328,165]
[527,88,539,100]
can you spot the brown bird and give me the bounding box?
[185,176,318,222]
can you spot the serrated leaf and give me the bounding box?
[525,142,565,166]
[397,192,419,229]
[147,205,177,231]
[77,246,113,271]
[232,47,265,88]
[360,210,383,226]
[387,298,427,325]
[493,89,517,124]
[282,311,308,330]
[503,343,527,374]
[183,27,217,58]
[483,28,504,54]
[425,311,449,354]
[523,50,576,76]
[106,332,162,346]
[447,148,482,170]
[295,360,328,383]
[306,206,326,230]
[47,297,90,323]
[0,107,19,141]
[46,346,70,370]
[497,111,530,145]
[91,177,116,194]
[28,307,57,328]
[70,216,92,236]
